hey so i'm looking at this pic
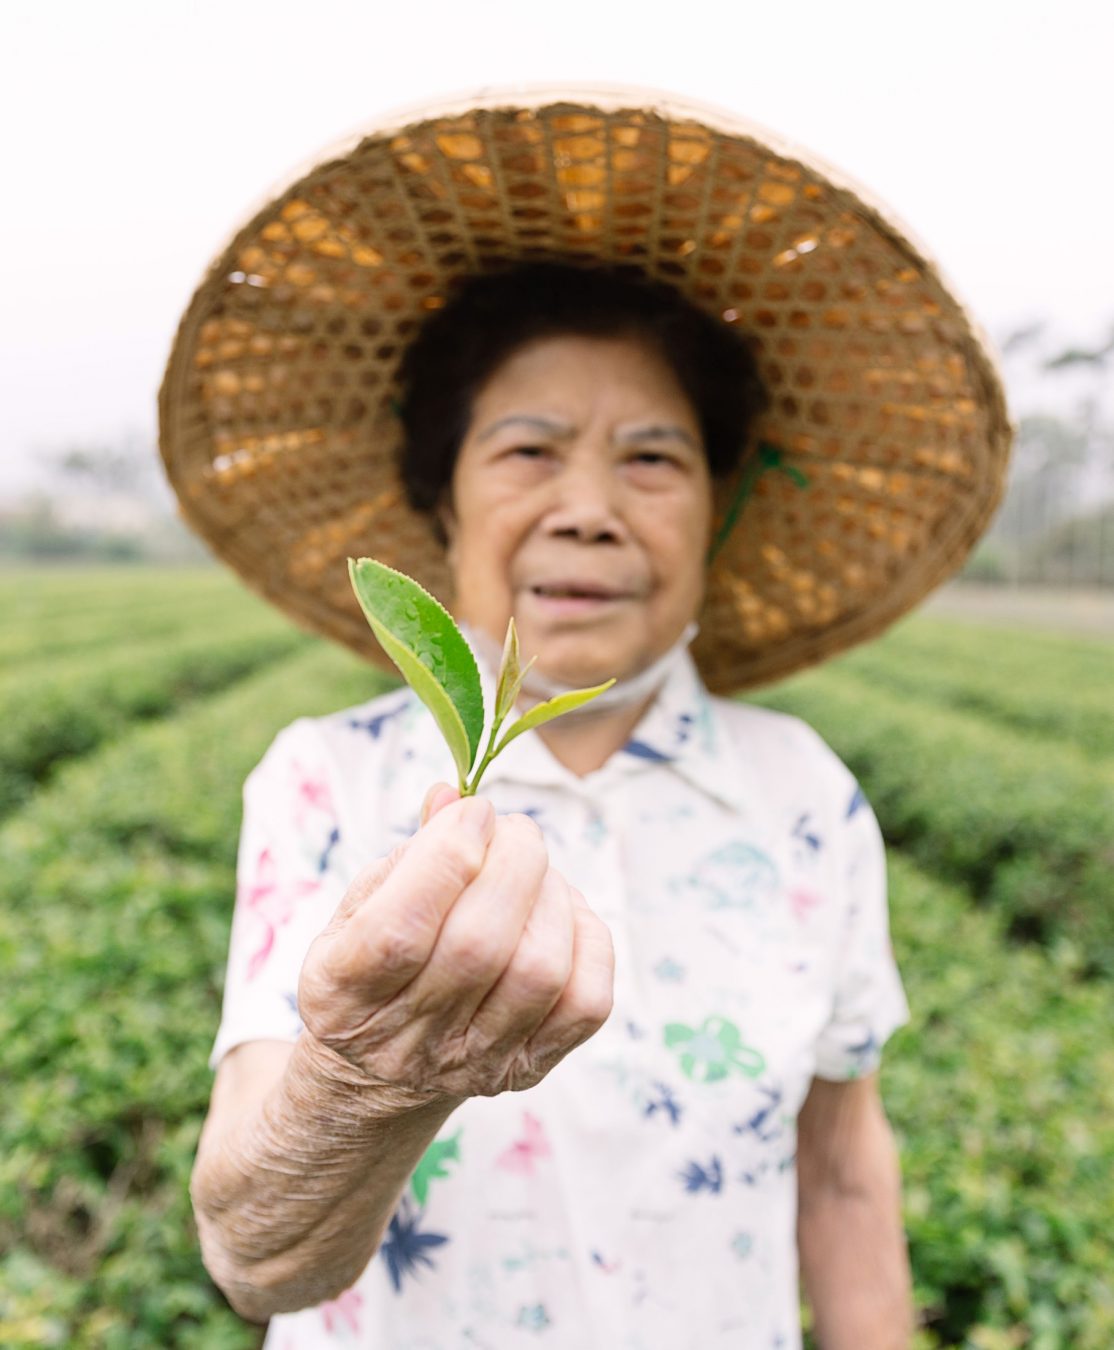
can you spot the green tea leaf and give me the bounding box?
[348,558,485,784]
[493,680,616,757]
[494,617,521,727]
[493,617,536,728]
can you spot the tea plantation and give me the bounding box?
[1,569,1111,1348]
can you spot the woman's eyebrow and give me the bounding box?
[476,414,575,442]
[614,424,699,449]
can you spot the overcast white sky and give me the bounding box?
[2,0,1111,493]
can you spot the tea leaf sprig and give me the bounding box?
[349,558,615,795]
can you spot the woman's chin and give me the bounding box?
[524,643,648,694]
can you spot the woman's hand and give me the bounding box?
[297,785,615,1101]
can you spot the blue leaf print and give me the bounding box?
[845,1031,880,1076]
[317,825,340,875]
[678,1156,723,1194]
[643,1081,684,1126]
[791,813,822,854]
[623,738,673,763]
[380,1195,450,1292]
[732,1084,783,1143]
[846,784,867,818]
[348,697,410,740]
[590,1249,622,1273]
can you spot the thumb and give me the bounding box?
[420,781,460,827]
[317,785,463,936]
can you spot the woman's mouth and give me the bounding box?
[526,581,631,617]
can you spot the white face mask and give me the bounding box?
[459,620,700,717]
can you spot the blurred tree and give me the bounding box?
[40,431,170,507]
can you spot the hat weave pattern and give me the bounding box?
[159,86,1012,692]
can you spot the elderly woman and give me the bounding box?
[165,89,1010,1350]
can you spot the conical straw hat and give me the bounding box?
[159,83,1013,693]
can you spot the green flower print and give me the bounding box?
[663,1014,766,1083]
[411,1129,462,1206]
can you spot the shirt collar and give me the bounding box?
[466,640,753,816]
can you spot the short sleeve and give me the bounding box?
[812,778,911,1081]
[208,717,347,1071]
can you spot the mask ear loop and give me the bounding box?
[705,441,810,567]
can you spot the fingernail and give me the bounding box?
[459,796,494,836]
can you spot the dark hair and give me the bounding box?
[396,261,768,516]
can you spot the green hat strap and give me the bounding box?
[706,441,809,566]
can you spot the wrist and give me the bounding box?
[290,1030,465,1123]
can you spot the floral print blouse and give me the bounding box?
[210,645,910,1349]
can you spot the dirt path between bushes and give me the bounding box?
[922,583,1114,639]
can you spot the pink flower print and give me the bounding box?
[320,1287,364,1335]
[291,759,336,830]
[239,846,320,980]
[788,887,824,924]
[496,1111,552,1176]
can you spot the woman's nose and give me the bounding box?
[541,458,628,544]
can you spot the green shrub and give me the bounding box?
[750,667,1114,975]
[0,623,312,819]
[830,617,1114,760]
[884,855,1114,1349]
[0,642,390,1348]
[0,568,282,668]
[2,574,1111,1346]
[0,567,235,623]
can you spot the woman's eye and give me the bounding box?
[630,451,673,466]
[510,445,546,459]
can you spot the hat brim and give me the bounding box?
[159,83,1013,693]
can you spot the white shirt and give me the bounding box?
[211,643,910,1350]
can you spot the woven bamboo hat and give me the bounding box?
[158,83,1012,694]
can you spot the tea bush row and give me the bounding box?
[2,635,1113,1344]
[750,667,1114,975]
[0,565,236,612]
[0,567,243,635]
[831,617,1114,760]
[0,642,389,1348]
[0,622,312,819]
[883,855,1114,1350]
[4,751,1112,1343]
[0,589,275,671]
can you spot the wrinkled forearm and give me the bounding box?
[190,1033,461,1321]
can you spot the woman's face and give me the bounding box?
[442,332,713,689]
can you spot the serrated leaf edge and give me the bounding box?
[348,556,486,768]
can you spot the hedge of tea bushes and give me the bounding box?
[4,708,1112,1347]
[749,667,1114,976]
[0,619,1112,1345]
[0,642,388,1349]
[0,566,238,614]
[880,855,1114,1350]
[0,621,311,820]
[0,588,270,671]
[829,616,1114,761]
[0,569,248,658]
